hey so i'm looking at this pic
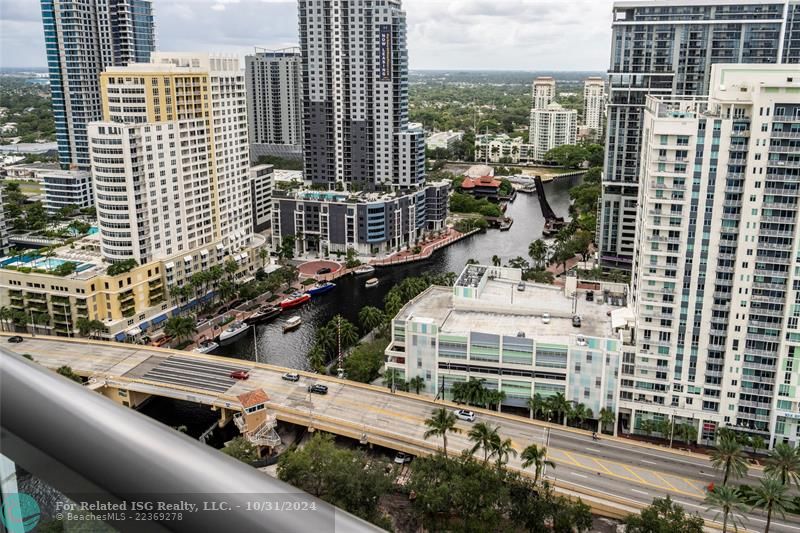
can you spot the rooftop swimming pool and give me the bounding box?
[298,191,350,202]
[0,254,93,273]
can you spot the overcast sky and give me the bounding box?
[0,0,613,70]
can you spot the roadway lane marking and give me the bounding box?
[641,460,657,465]
[652,471,684,496]
[674,500,704,510]
[620,464,649,485]
[591,458,615,477]
[699,472,715,477]
[584,447,601,453]
[631,489,649,496]
[561,451,584,468]
[570,472,588,479]
[682,477,706,494]
[581,439,713,470]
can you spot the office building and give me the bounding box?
[599,0,800,269]
[629,65,800,446]
[583,77,605,137]
[89,53,253,264]
[250,164,274,233]
[532,77,556,110]
[385,265,625,417]
[245,48,303,161]
[298,0,425,189]
[426,130,464,151]
[529,103,578,161]
[42,170,94,214]
[41,0,155,170]
[271,181,449,257]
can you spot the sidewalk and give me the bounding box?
[370,228,476,266]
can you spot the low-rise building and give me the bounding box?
[4,162,60,181]
[474,134,536,165]
[250,164,273,233]
[385,265,625,418]
[271,181,450,257]
[42,169,93,213]
[426,130,464,151]
[460,175,501,202]
[0,232,267,341]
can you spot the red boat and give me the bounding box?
[280,292,311,309]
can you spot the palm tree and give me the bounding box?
[330,315,359,349]
[491,255,501,267]
[468,422,500,463]
[528,239,548,269]
[521,443,554,485]
[485,389,506,411]
[527,393,545,420]
[547,392,571,426]
[358,306,385,332]
[710,435,749,486]
[751,475,792,533]
[307,344,326,371]
[315,325,336,355]
[572,403,592,429]
[705,485,747,533]
[598,407,615,435]
[382,368,404,391]
[764,443,800,488]
[0,306,11,332]
[224,258,239,280]
[258,248,269,269]
[423,407,460,458]
[408,376,425,394]
[492,437,517,469]
[164,316,197,345]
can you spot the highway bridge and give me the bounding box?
[4,334,799,532]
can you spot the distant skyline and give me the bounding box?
[0,0,613,70]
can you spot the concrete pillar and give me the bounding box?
[217,407,233,428]
[630,407,637,436]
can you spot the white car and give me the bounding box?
[394,452,413,464]
[542,313,551,324]
[455,409,476,422]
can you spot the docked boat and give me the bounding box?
[353,264,375,276]
[192,339,219,354]
[499,217,514,231]
[365,277,379,288]
[305,281,336,297]
[245,305,282,325]
[218,320,249,344]
[283,316,302,333]
[280,292,311,309]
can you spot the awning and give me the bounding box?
[139,321,150,331]
[183,255,192,263]
[200,291,215,302]
[216,244,224,251]
[127,327,142,336]
[200,249,209,256]
[165,262,175,270]
[114,332,126,342]
[151,314,167,325]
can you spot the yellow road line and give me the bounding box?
[562,450,584,468]
[592,458,615,477]
[620,464,650,485]
[653,471,684,495]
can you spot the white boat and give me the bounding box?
[353,264,375,275]
[283,316,302,333]
[218,320,249,344]
[365,277,379,288]
[192,340,219,354]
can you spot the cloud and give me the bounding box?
[0,0,612,70]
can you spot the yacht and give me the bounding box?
[280,292,311,309]
[365,277,379,288]
[283,316,302,333]
[353,264,375,276]
[192,339,219,354]
[245,305,282,325]
[218,320,249,344]
[305,281,336,297]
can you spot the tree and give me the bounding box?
[163,316,197,345]
[343,338,386,383]
[550,242,574,277]
[408,376,426,394]
[570,229,593,262]
[546,392,570,426]
[258,248,269,269]
[750,436,765,458]
[507,256,530,271]
[0,306,12,332]
[467,422,500,463]
[423,407,461,458]
[358,306,385,333]
[491,255,501,267]
[705,485,747,533]
[571,403,592,429]
[764,442,800,488]
[710,435,749,486]
[221,436,259,463]
[56,365,82,383]
[521,443,554,485]
[544,144,589,168]
[278,235,296,262]
[528,239,548,269]
[224,258,239,280]
[599,407,615,435]
[382,368,404,391]
[277,433,392,525]
[624,496,704,533]
[76,318,105,339]
[527,393,545,420]
[492,437,517,469]
[751,475,792,533]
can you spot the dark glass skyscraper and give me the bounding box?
[598,0,800,268]
[40,0,155,170]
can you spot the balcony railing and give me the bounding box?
[0,350,379,533]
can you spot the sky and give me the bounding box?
[0,0,613,71]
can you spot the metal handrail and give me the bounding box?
[0,349,380,533]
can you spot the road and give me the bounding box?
[5,335,798,532]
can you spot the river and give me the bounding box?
[214,176,578,370]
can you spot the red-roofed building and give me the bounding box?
[460,175,502,202]
[238,389,269,410]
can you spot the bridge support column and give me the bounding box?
[217,407,233,428]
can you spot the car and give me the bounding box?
[308,383,328,395]
[541,313,551,324]
[7,336,23,343]
[316,267,332,275]
[572,315,582,328]
[517,281,526,292]
[282,372,300,382]
[586,291,594,302]
[230,370,250,380]
[394,452,413,464]
[454,409,476,422]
